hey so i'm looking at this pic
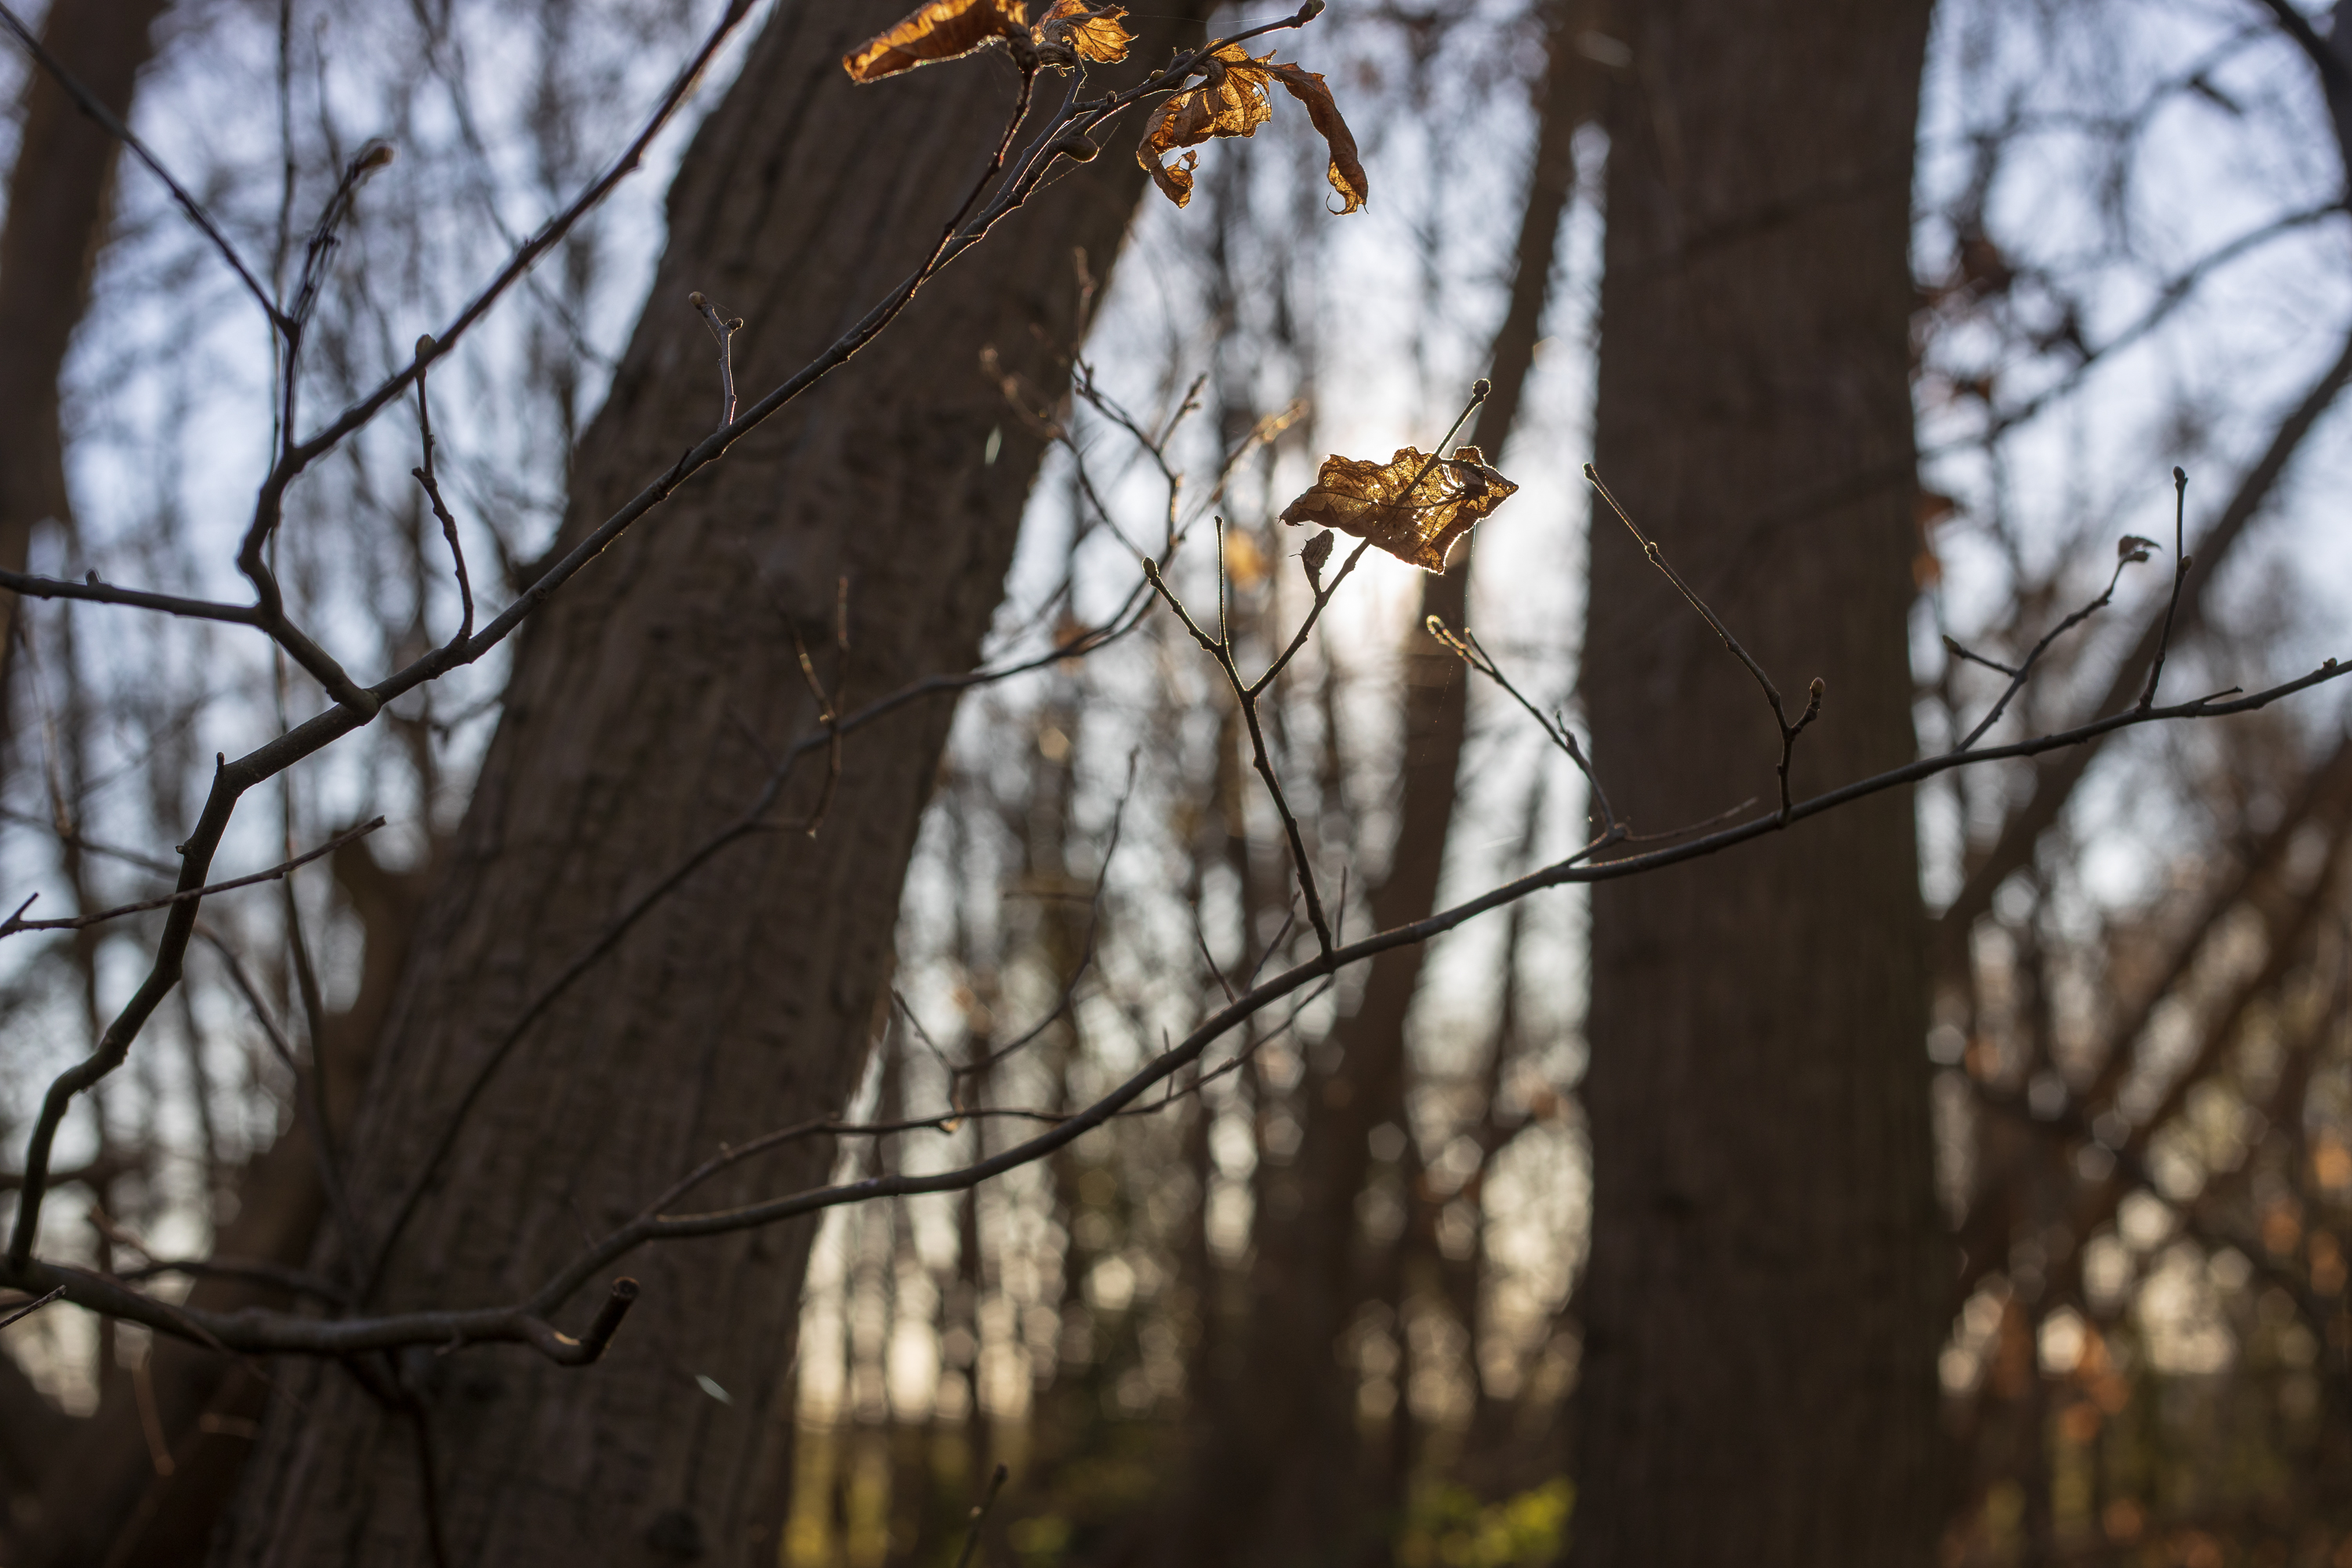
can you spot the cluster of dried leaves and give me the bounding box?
[1281,445,1518,572]
[1138,43,1367,214]
[842,0,1367,216]
[848,0,1509,571]
[843,0,1134,81]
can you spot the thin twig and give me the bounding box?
[689,292,743,426]
[1586,465,1824,820]
[1956,546,2146,750]
[1141,550,1335,953]
[1426,618,1619,836]
[410,339,476,646]
[113,1254,349,1304]
[0,1286,63,1333]
[0,818,384,938]
[956,1465,1011,1568]
[0,570,263,627]
[2138,466,2192,710]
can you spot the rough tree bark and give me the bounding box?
[1570,2,1942,1563]
[214,3,1199,1561]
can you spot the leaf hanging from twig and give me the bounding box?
[1138,45,1367,212]
[1278,446,1517,572]
[844,0,1029,82]
[1264,61,1367,213]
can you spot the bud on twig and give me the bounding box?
[1301,529,1334,587]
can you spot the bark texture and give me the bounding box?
[1570,2,1941,1563]
[216,4,1196,1562]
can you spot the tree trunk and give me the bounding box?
[1570,3,1940,1563]
[215,4,1197,1562]
[0,0,172,1549]
[0,0,171,668]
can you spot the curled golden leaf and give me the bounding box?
[1277,446,1517,572]
[1138,45,1366,212]
[1035,0,1134,64]
[1138,45,1276,207]
[1265,61,1367,214]
[844,0,1029,82]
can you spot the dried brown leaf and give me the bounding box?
[1138,45,1275,206]
[844,0,1029,82]
[1138,45,1366,212]
[1278,446,1517,572]
[1265,61,1367,214]
[1035,0,1134,64]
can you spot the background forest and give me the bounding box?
[1,0,2350,1563]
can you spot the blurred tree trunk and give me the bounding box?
[213,3,1199,1563]
[0,0,170,677]
[1570,2,1940,1563]
[23,843,432,1566]
[0,0,170,1546]
[1175,12,1595,1562]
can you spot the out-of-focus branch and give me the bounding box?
[2,3,1334,1279]
[0,0,274,326]
[354,575,1159,1299]
[1939,319,2352,960]
[0,818,382,938]
[1950,542,2146,751]
[12,648,2347,1360]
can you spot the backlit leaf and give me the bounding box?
[1278,446,1516,573]
[1264,62,1367,213]
[1138,45,1367,213]
[1138,45,1274,206]
[844,0,1029,82]
[1035,0,1134,64]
